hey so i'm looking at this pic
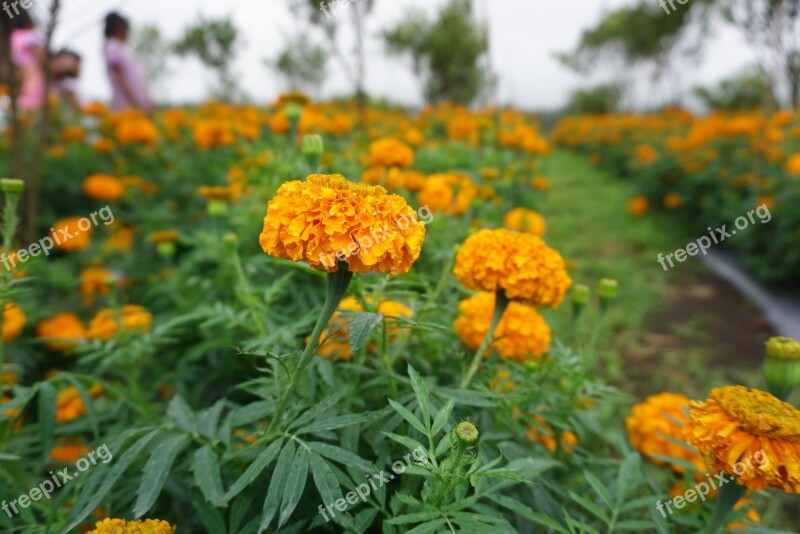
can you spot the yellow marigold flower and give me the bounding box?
[56,383,103,422]
[526,416,577,454]
[83,101,108,116]
[86,305,153,340]
[80,266,117,303]
[317,296,413,360]
[52,217,93,252]
[503,208,546,237]
[86,518,176,534]
[368,138,414,168]
[104,225,134,253]
[115,114,158,144]
[626,393,707,475]
[3,303,25,343]
[83,174,125,202]
[37,313,86,352]
[454,292,551,362]
[453,229,571,307]
[62,126,87,143]
[259,174,425,276]
[786,153,800,176]
[684,386,800,493]
[628,196,649,217]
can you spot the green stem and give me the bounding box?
[459,291,509,389]
[707,482,746,534]
[267,263,352,433]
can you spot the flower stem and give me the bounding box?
[459,291,508,389]
[267,263,352,433]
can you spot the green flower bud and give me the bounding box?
[302,134,324,158]
[766,337,800,360]
[208,199,228,217]
[156,241,176,258]
[572,284,590,306]
[597,279,618,301]
[0,179,24,194]
[455,421,479,446]
[764,337,800,400]
[284,102,303,121]
[223,233,238,248]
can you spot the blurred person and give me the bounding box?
[103,12,152,114]
[10,11,46,110]
[51,49,82,111]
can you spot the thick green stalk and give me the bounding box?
[459,291,509,389]
[267,264,352,433]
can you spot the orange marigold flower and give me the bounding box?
[526,416,578,454]
[663,193,682,209]
[103,225,134,253]
[503,208,546,237]
[453,228,571,307]
[368,138,414,168]
[626,393,707,475]
[3,303,25,343]
[37,313,86,352]
[531,176,552,191]
[454,292,551,362]
[52,217,93,252]
[115,115,158,144]
[50,442,89,463]
[317,296,413,361]
[259,174,425,276]
[86,518,176,534]
[86,305,153,340]
[56,383,103,422]
[628,196,649,217]
[786,154,800,176]
[148,230,180,245]
[83,101,108,116]
[684,386,800,493]
[83,174,125,202]
[80,267,117,303]
[634,144,658,164]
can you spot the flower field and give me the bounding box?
[0,97,799,534]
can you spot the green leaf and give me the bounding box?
[488,493,569,533]
[224,438,283,501]
[348,312,383,353]
[569,491,610,524]
[192,445,228,508]
[227,400,274,427]
[431,399,454,435]
[388,399,428,435]
[616,452,641,505]
[385,510,442,525]
[38,382,56,461]
[407,366,431,428]
[406,519,448,533]
[259,440,295,532]
[134,434,190,518]
[191,494,227,534]
[289,389,348,430]
[584,470,613,509]
[297,411,382,435]
[310,453,345,522]
[197,399,226,441]
[167,395,198,433]
[306,441,374,473]
[278,446,309,526]
[384,432,426,455]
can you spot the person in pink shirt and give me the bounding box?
[10,12,46,111]
[103,12,152,114]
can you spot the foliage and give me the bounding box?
[693,65,777,110]
[266,34,328,94]
[132,24,171,98]
[564,84,621,115]
[173,17,241,100]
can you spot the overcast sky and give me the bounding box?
[36,0,757,110]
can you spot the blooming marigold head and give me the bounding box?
[86,518,176,534]
[53,217,94,252]
[503,208,546,237]
[626,393,706,474]
[37,313,86,352]
[86,305,153,340]
[83,174,125,202]
[368,138,414,168]
[684,385,800,493]
[628,196,649,217]
[259,174,425,276]
[454,292,551,362]
[453,229,571,307]
[3,303,25,343]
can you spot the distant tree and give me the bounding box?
[132,24,170,99]
[382,0,493,106]
[266,34,328,95]
[693,65,778,110]
[564,84,621,115]
[173,17,240,100]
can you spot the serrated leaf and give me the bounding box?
[348,312,383,353]
[278,447,309,526]
[406,519,448,533]
[297,411,382,435]
[388,399,428,435]
[488,493,569,533]
[224,438,283,501]
[192,445,228,508]
[227,400,274,427]
[134,434,190,517]
[431,399,454,435]
[289,389,348,430]
[167,395,197,433]
[385,511,441,525]
[569,491,610,524]
[306,441,374,473]
[584,470,612,509]
[259,440,295,532]
[384,432,426,455]
[407,366,430,429]
[197,400,226,441]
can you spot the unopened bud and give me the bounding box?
[284,103,303,121]
[455,421,479,446]
[597,279,618,301]
[764,337,800,400]
[302,134,324,158]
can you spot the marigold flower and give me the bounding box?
[626,393,707,474]
[684,386,800,493]
[80,266,117,303]
[37,313,86,352]
[663,193,682,209]
[503,208,546,237]
[86,305,153,340]
[368,138,414,168]
[526,416,577,454]
[531,176,552,191]
[52,217,93,252]
[786,153,800,176]
[86,518,176,534]
[3,303,25,343]
[115,114,158,144]
[50,442,89,463]
[148,230,180,245]
[454,292,551,362]
[317,296,413,360]
[56,383,103,422]
[259,174,425,276]
[83,174,125,202]
[453,229,571,307]
[628,196,649,217]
